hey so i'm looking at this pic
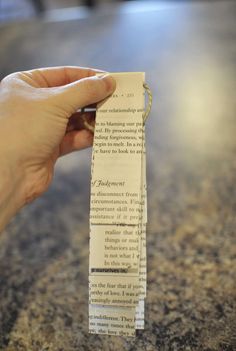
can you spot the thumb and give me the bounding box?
[53,73,116,115]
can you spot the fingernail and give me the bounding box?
[96,72,108,78]
[98,73,116,93]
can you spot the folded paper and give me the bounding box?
[89,72,147,336]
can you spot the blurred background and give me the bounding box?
[0,0,236,350]
[2,0,151,22]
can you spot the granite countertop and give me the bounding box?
[0,1,236,350]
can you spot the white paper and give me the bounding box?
[89,72,147,336]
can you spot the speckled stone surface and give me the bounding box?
[0,1,236,350]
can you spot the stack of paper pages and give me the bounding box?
[89,72,147,337]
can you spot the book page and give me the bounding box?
[89,72,147,336]
[89,304,136,337]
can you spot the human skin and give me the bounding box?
[0,66,116,232]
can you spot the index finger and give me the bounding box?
[25,66,105,88]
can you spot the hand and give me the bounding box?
[0,66,116,230]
